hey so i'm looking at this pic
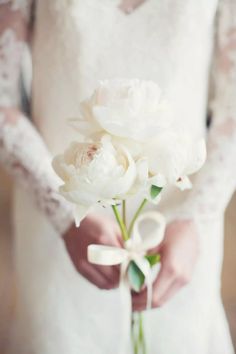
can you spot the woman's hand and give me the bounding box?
[132,219,200,311]
[63,214,122,290]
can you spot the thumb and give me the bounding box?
[147,241,164,256]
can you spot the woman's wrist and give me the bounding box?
[44,191,74,235]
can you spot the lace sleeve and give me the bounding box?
[0,1,73,234]
[177,0,236,220]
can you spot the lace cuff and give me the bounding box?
[0,109,73,234]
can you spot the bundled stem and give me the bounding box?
[132,313,147,354]
[111,199,148,354]
[112,204,129,241]
[128,199,148,236]
[122,200,127,226]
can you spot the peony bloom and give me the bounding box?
[145,132,206,190]
[52,135,137,226]
[71,79,169,142]
[53,79,207,223]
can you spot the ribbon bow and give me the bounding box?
[88,211,166,308]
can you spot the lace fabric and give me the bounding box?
[0,0,31,17]
[0,0,235,233]
[177,0,236,221]
[0,0,73,234]
[0,29,24,107]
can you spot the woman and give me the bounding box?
[0,0,235,353]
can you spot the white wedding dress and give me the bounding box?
[0,0,236,353]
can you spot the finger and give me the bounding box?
[132,287,159,312]
[99,232,122,248]
[132,289,147,312]
[157,280,181,306]
[146,242,163,256]
[116,233,125,247]
[78,260,111,290]
[80,261,120,289]
[151,262,176,302]
[93,264,120,287]
[132,262,176,311]
[113,224,125,247]
[131,283,156,312]
[132,279,178,312]
[132,281,182,311]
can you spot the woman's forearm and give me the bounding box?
[0,107,73,234]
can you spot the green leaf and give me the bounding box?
[150,185,162,199]
[127,261,145,292]
[145,254,161,267]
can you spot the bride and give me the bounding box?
[0,0,235,353]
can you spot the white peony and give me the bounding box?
[53,79,207,225]
[145,132,206,190]
[71,79,169,142]
[52,135,137,226]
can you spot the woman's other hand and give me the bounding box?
[132,219,200,311]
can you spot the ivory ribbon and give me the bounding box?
[88,211,166,351]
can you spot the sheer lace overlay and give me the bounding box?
[0,1,73,234]
[0,0,31,17]
[178,0,236,220]
[0,29,24,106]
[1,0,235,233]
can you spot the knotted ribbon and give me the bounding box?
[88,211,166,351]
[88,210,166,305]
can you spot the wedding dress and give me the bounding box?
[0,0,236,353]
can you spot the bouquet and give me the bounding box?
[53,79,206,354]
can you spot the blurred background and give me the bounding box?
[0,167,235,351]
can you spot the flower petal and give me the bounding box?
[185,139,207,175]
[175,175,192,190]
[73,204,91,227]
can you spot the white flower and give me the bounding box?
[71,79,169,142]
[145,132,206,190]
[52,135,137,226]
[126,158,164,204]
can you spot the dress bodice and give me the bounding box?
[31,0,219,214]
[2,0,235,221]
[32,0,218,153]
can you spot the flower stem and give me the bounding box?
[132,313,146,354]
[122,200,127,226]
[132,313,139,354]
[129,200,148,353]
[112,200,148,354]
[112,204,129,241]
[139,313,147,354]
[128,199,148,236]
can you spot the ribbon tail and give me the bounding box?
[134,257,153,311]
[146,272,153,310]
